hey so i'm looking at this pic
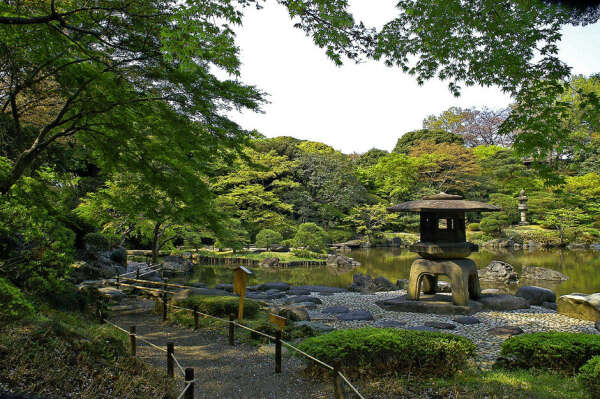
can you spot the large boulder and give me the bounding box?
[478,261,519,284]
[327,255,360,268]
[515,286,556,306]
[285,295,323,305]
[259,281,291,291]
[521,266,569,281]
[477,294,530,311]
[349,273,395,293]
[162,256,193,273]
[558,293,600,321]
[260,257,280,268]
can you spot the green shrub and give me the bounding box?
[579,355,600,398]
[497,332,600,374]
[109,247,127,264]
[296,327,475,378]
[467,223,480,231]
[292,223,327,252]
[291,248,323,259]
[247,319,317,343]
[0,277,35,321]
[84,232,111,252]
[175,295,260,318]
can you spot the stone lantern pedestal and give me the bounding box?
[377,193,500,315]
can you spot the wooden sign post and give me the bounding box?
[268,313,286,330]
[233,266,252,323]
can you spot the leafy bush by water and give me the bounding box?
[176,295,260,318]
[579,355,600,398]
[497,332,600,374]
[296,327,476,378]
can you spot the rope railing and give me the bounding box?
[107,279,365,398]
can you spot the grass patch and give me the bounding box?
[1,308,178,398]
[359,368,586,399]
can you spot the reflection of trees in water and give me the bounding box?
[182,248,600,296]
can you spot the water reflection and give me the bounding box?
[185,248,600,297]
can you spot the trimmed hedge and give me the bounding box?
[467,223,480,231]
[296,327,476,378]
[579,356,600,398]
[497,332,600,374]
[175,295,261,318]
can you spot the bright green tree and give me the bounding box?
[292,223,328,253]
[255,229,283,251]
[393,129,464,154]
[345,204,398,243]
[214,219,249,253]
[539,208,591,245]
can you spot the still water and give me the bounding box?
[187,248,600,297]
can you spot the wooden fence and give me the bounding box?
[102,274,364,399]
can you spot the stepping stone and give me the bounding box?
[295,321,335,333]
[295,301,318,310]
[336,311,373,321]
[287,289,311,296]
[404,326,436,332]
[424,321,456,330]
[322,306,349,314]
[264,289,283,295]
[293,285,347,294]
[453,316,481,325]
[285,295,323,305]
[261,282,290,291]
[372,319,406,328]
[542,301,557,310]
[487,326,524,337]
[215,283,233,292]
[478,294,530,311]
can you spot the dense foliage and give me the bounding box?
[297,327,476,378]
[174,295,260,318]
[497,332,600,374]
[579,355,600,398]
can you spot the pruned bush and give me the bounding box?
[296,327,476,378]
[497,332,600,374]
[579,355,600,398]
[175,295,260,318]
[0,278,35,321]
[291,248,323,259]
[467,223,480,231]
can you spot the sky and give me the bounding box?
[228,1,600,154]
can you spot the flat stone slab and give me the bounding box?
[487,326,524,337]
[477,294,530,311]
[373,319,407,328]
[287,289,311,296]
[453,316,481,325]
[285,295,323,305]
[336,311,373,321]
[215,283,233,292]
[376,294,483,315]
[260,282,291,291]
[424,321,456,330]
[322,306,350,314]
[294,321,334,333]
[293,285,347,294]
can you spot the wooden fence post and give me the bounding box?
[185,368,194,399]
[129,326,136,356]
[228,314,235,346]
[167,342,174,378]
[97,300,104,324]
[333,359,345,399]
[116,271,120,287]
[136,267,140,279]
[193,306,199,330]
[275,329,282,374]
[162,292,168,322]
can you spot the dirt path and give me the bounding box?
[109,297,331,399]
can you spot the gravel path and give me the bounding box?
[110,297,329,399]
[274,289,598,368]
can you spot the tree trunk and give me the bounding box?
[152,222,162,264]
[0,149,37,195]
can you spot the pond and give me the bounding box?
[184,248,600,297]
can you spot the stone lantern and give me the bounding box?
[518,189,529,225]
[387,193,500,309]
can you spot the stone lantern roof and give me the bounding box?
[387,192,500,213]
